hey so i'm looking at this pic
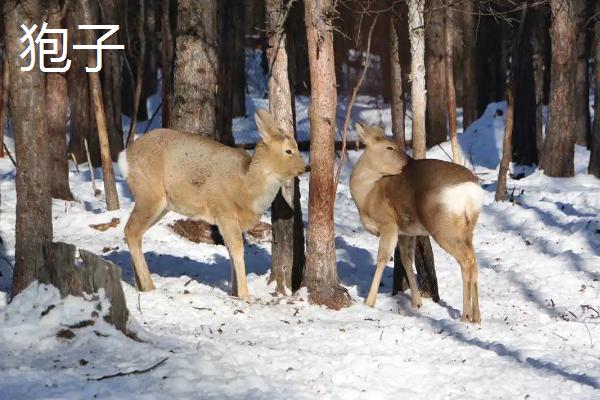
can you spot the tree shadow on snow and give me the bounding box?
[104,243,271,292]
[335,236,383,298]
[421,315,600,390]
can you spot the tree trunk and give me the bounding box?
[394,0,439,303]
[5,0,53,297]
[171,0,220,138]
[0,51,9,158]
[101,0,125,159]
[511,6,538,166]
[496,87,514,202]
[302,0,349,309]
[290,0,310,95]
[589,4,600,178]
[389,13,405,148]
[161,0,174,127]
[409,0,427,159]
[532,7,548,165]
[127,0,146,145]
[265,0,305,293]
[444,8,460,163]
[79,0,120,210]
[462,0,478,129]
[47,0,75,200]
[574,2,591,147]
[541,0,578,177]
[216,1,237,146]
[67,6,95,165]
[424,0,447,147]
[231,1,247,118]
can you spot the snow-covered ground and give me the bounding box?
[0,52,599,398]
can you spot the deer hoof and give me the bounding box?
[411,298,423,309]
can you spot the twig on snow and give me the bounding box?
[89,357,169,381]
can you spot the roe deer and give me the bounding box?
[350,123,484,323]
[119,109,310,300]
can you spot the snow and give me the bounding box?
[0,53,599,398]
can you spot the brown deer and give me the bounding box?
[119,109,310,300]
[350,123,484,323]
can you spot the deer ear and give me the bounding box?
[355,122,379,146]
[254,109,278,143]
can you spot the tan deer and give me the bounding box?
[119,109,310,300]
[350,123,484,323]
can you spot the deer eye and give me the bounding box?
[387,146,394,150]
[285,149,293,155]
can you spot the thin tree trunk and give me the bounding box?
[127,0,146,145]
[424,0,447,147]
[532,7,546,165]
[0,55,8,158]
[80,0,120,210]
[265,0,305,293]
[216,1,236,146]
[444,8,460,163]
[496,87,514,202]
[589,3,600,177]
[409,0,426,159]
[101,0,125,159]
[231,1,246,118]
[171,0,219,138]
[46,0,74,201]
[302,0,349,310]
[5,0,53,297]
[161,0,173,127]
[574,2,591,147]
[389,13,405,148]
[462,0,478,129]
[512,5,538,166]
[541,0,578,177]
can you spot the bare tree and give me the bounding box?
[161,0,173,127]
[541,0,579,177]
[462,0,478,129]
[389,11,405,148]
[47,0,74,200]
[590,2,600,178]
[302,0,349,309]
[409,0,427,159]
[424,0,447,147]
[265,0,305,293]
[5,0,53,297]
[496,87,514,202]
[574,1,591,147]
[171,0,220,139]
[444,7,460,163]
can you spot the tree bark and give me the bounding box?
[231,1,247,118]
[512,5,538,166]
[424,0,447,147]
[171,0,220,139]
[302,0,349,309]
[127,0,146,145]
[389,13,405,148]
[216,1,237,146]
[47,0,75,200]
[5,0,53,297]
[290,0,310,95]
[0,52,9,158]
[161,0,174,127]
[496,87,514,202]
[444,7,460,163]
[589,3,600,178]
[462,0,478,129]
[79,0,120,210]
[409,0,427,159]
[101,0,125,159]
[541,0,579,177]
[532,7,548,165]
[574,1,591,147]
[265,0,305,293]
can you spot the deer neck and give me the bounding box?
[244,144,284,214]
[350,155,384,212]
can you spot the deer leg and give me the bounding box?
[467,243,481,323]
[397,236,422,308]
[124,199,168,291]
[365,225,398,307]
[218,219,249,301]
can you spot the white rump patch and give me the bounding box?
[439,182,484,217]
[117,151,129,179]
